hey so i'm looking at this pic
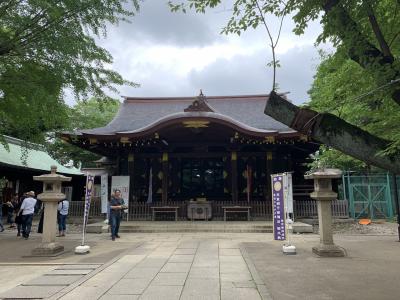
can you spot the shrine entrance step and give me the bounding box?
[86,221,313,234]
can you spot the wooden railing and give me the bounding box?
[68,199,349,220]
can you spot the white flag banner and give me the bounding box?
[283,173,293,214]
[100,174,108,214]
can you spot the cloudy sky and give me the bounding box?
[92,1,326,105]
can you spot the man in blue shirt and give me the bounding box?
[109,189,126,241]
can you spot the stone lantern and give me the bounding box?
[305,169,346,257]
[32,166,71,255]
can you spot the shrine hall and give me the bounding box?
[61,92,318,220]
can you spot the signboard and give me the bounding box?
[272,174,286,240]
[100,174,108,214]
[111,176,130,205]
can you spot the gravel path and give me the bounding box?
[311,220,399,235]
[332,221,398,235]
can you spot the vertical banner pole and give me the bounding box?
[75,174,94,254]
[82,174,94,246]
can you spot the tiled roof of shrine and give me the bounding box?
[69,93,297,137]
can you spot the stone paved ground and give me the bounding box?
[0,232,272,300]
[52,237,270,300]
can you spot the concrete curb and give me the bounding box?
[240,244,273,300]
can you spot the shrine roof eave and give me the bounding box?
[61,111,301,140]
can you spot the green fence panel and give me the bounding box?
[345,173,394,220]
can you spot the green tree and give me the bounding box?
[47,98,120,168]
[307,50,400,171]
[171,0,400,105]
[307,146,368,172]
[0,62,69,144]
[170,0,400,172]
[0,0,139,144]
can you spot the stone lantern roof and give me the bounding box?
[33,165,72,183]
[304,168,342,179]
[33,166,71,202]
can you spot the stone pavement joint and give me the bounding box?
[46,241,146,300]
[0,264,104,299]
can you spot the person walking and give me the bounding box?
[57,198,69,237]
[18,191,37,239]
[109,189,126,241]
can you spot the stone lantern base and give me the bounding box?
[31,242,64,256]
[312,244,345,257]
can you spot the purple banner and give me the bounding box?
[83,175,94,227]
[272,174,286,240]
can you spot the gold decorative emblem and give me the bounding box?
[265,136,275,143]
[120,137,130,144]
[182,120,210,128]
[299,135,308,142]
[273,181,282,192]
[89,138,97,144]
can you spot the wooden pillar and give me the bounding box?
[128,153,135,203]
[116,153,121,175]
[287,153,293,172]
[231,151,238,203]
[266,151,273,200]
[162,152,168,205]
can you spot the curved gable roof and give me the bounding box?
[80,94,295,136]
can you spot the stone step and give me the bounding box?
[86,221,312,234]
[118,228,273,233]
[118,225,273,229]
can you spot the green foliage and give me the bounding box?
[171,0,400,172]
[0,0,139,145]
[0,62,69,144]
[70,98,120,131]
[307,49,400,171]
[0,0,140,98]
[47,98,120,168]
[170,0,400,103]
[307,146,369,172]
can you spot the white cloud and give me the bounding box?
[67,1,326,106]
